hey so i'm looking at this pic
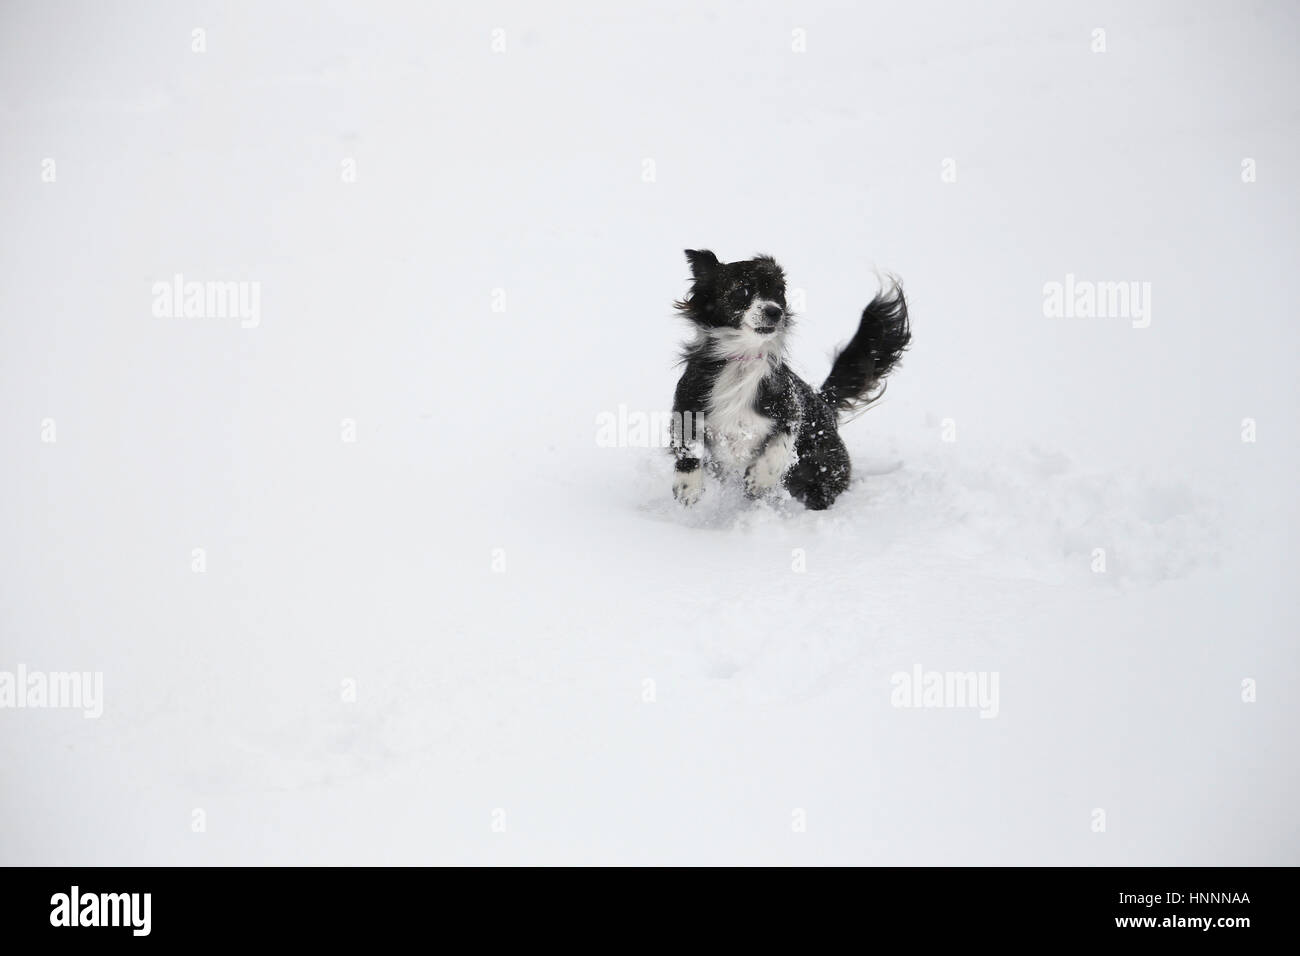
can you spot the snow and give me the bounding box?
[1,0,1297,864]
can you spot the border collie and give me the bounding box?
[670,249,911,510]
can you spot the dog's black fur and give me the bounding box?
[670,250,910,510]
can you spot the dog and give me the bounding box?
[670,249,910,510]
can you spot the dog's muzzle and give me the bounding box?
[754,303,784,334]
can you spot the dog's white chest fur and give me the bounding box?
[706,354,774,468]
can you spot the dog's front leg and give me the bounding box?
[673,458,704,506]
[744,427,795,497]
[670,406,707,506]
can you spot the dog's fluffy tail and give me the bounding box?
[819,275,911,416]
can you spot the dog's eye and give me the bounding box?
[740,284,752,298]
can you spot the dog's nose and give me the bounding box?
[762,303,783,322]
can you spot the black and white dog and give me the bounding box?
[670,249,911,510]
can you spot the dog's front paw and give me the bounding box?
[743,464,778,498]
[673,469,704,506]
[744,435,795,497]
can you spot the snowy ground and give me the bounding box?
[1,0,1297,864]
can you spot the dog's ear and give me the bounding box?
[684,249,719,278]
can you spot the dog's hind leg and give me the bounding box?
[784,430,851,510]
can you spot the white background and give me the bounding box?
[1,0,1296,864]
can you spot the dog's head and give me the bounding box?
[674,250,790,344]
